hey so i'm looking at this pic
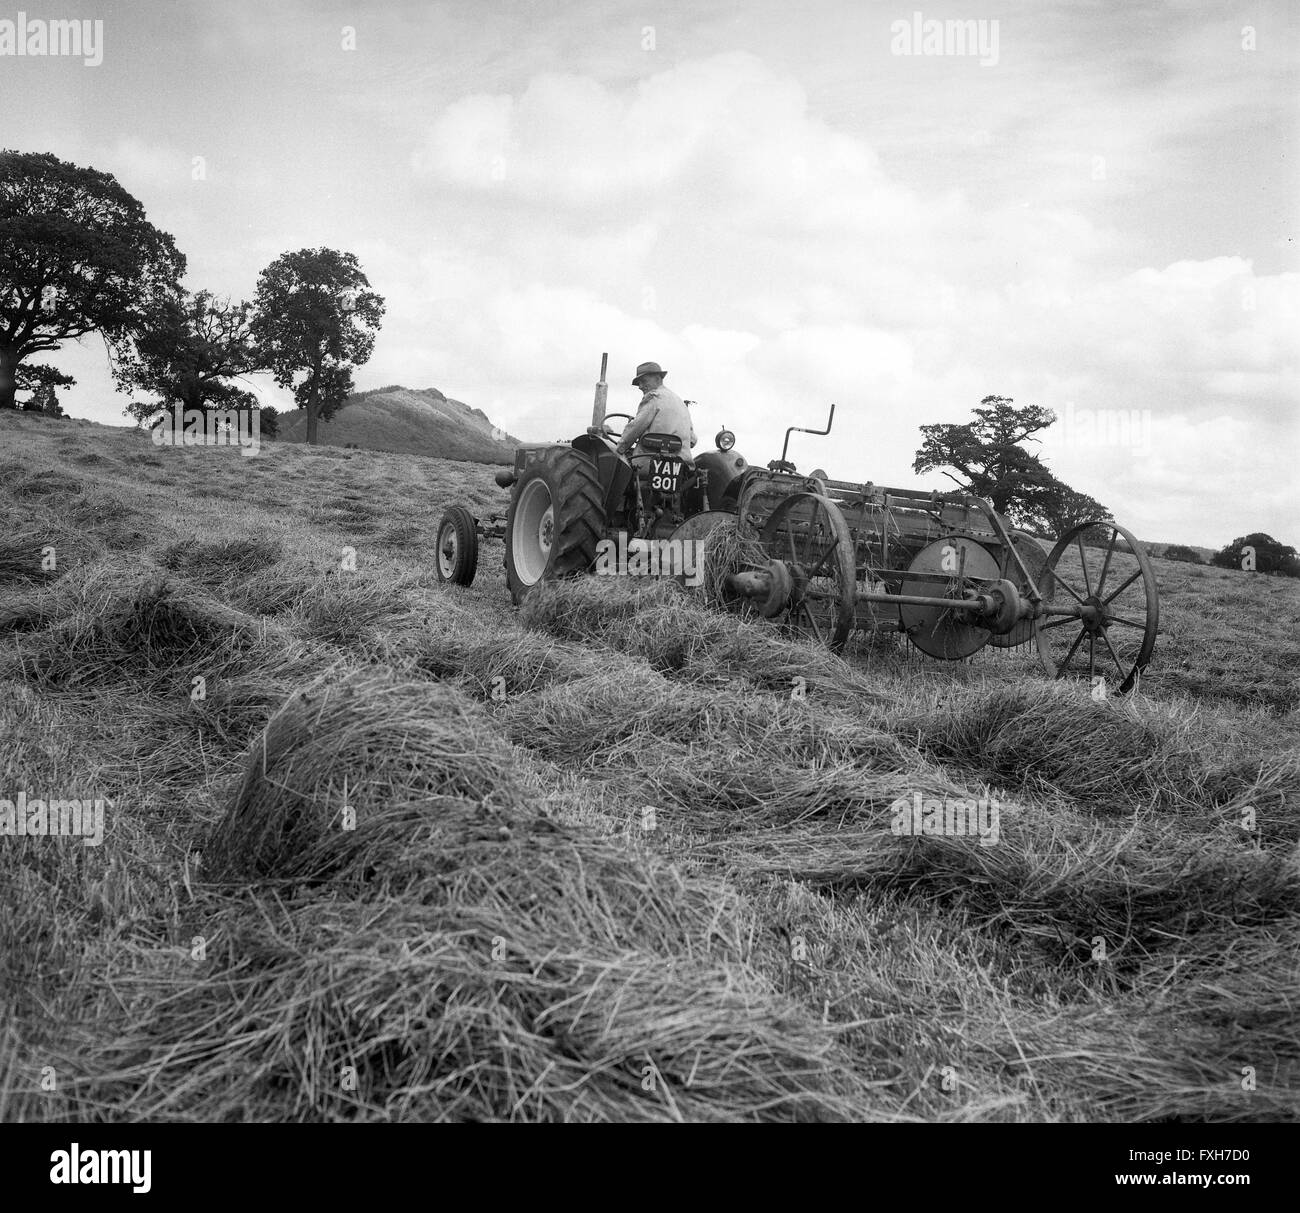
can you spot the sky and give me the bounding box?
[1,0,1296,547]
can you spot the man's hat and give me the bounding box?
[632,361,666,386]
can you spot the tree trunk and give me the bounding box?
[306,397,319,445]
[0,346,17,410]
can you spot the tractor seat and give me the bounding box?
[637,432,685,458]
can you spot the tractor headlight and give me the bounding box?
[716,428,735,452]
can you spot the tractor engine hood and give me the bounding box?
[695,447,748,510]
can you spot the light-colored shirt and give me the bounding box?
[616,385,697,463]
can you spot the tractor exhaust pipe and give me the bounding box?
[592,351,608,430]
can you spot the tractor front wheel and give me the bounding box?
[505,448,606,605]
[434,505,479,586]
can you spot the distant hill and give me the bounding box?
[276,385,519,463]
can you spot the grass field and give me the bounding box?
[1,409,1297,1122]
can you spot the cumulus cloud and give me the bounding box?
[399,48,1297,547]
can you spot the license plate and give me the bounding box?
[649,457,682,492]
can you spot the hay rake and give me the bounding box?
[711,405,1158,693]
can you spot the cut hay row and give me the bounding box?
[714,808,1300,968]
[3,563,302,694]
[519,577,897,711]
[46,666,881,1122]
[512,578,1300,846]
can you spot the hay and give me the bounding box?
[722,802,1300,974]
[289,572,402,644]
[0,520,98,585]
[204,667,525,885]
[158,535,284,584]
[69,890,871,1122]
[164,666,873,1120]
[17,566,274,690]
[904,681,1300,822]
[699,514,766,607]
[519,577,894,710]
[391,621,613,699]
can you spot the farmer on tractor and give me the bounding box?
[614,361,697,468]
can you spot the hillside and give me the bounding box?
[276,384,520,463]
[0,407,1297,1124]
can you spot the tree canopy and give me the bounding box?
[1212,533,1299,576]
[113,289,262,419]
[251,248,384,444]
[913,396,1058,515]
[913,395,1111,534]
[0,149,185,410]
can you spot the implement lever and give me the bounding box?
[779,403,836,466]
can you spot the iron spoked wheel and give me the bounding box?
[1036,520,1158,694]
[760,492,856,651]
[504,447,605,605]
[434,505,479,586]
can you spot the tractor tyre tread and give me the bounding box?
[435,504,479,586]
[506,448,606,603]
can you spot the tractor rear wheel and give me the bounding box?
[434,505,479,586]
[505,447,605,605]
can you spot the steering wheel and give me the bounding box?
[600,412,635,441]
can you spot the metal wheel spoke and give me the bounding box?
[1108,613,1149,630]
[1041,615,1080,631]
[1096,528,1117,597]
[1076,536,1093,597]
[1101,631,1129,683]
[1088,633,1096,681]
[801,602,825,644]
[801,516,824,566]
[1059,627,1086,672]
[799,522,814,566]
[1103,568,1143,605]
[805,534,840,579]
[1044,567,1087,606]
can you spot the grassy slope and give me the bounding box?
[275,386,518,464]
[1,410,1297,1122]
